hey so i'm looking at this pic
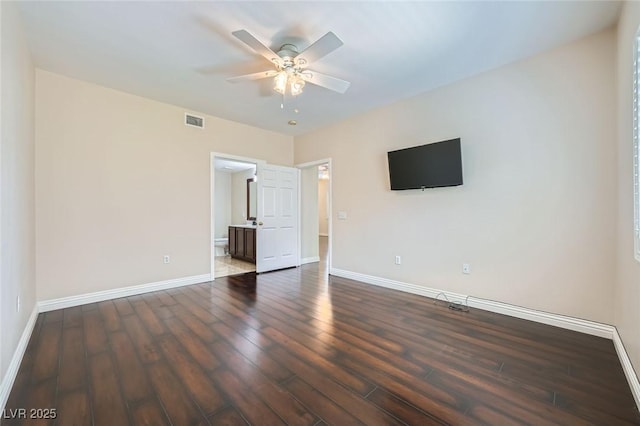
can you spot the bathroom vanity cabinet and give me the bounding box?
[228,226,256,263]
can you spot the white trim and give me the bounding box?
[210,152,216,281]
[613,328,640,408]
[38,274,211,312]
[297,168,302,268]
[330,267,465,300]
[211,153,265,281]
[0,305,39,411]
[295,158,332,272]
[469,298,614,338]
[329,268,614,339]
[295,159,331,169]
[634,30,640,262]
[327,160,332,272]
[301,256,320,265]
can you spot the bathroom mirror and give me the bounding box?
[247,178,257,220]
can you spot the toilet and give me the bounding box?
[214,237,228,257]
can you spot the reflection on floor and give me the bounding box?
[214,255,255,278]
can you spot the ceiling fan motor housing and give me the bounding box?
[277,44,299,59]
[274,44,303,70]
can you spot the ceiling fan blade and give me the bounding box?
[301,70,350,94]
[227,70,278,83]
[296,32,343,67]
[232,30,281,65]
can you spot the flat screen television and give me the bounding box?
[387,138,463,190]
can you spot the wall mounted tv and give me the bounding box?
[387,138,463,190]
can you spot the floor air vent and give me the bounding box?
[185,113,204,129]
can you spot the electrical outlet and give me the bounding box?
[395,255,401,265]
[16,296,20,313]
[462,263,471,274]
[163,255,170,264]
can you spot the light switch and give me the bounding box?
[337,211,347,220]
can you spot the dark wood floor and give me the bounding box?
[4,250,639,424]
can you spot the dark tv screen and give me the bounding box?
[387,138,463,190]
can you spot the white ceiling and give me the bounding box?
[17,1,621,136]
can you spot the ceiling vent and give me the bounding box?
[185,113,204,129]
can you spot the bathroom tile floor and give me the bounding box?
[214,255,256,278]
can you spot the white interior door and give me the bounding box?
[256,164,299,273]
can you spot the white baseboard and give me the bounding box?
[0,305,39,411]
[330,268,613,338]
[301,256,320,265]
[330,267,468,303]
[2,273,212,412]
[330,267,639,407]
[38,273,211,312]
[613,328,640,409]
[467,298,615,339]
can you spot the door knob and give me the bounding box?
[258,222,263,226]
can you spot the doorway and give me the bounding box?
[211,154,301,279]
[297,159,332,273]
[211,154,259,279]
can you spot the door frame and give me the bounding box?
[295,158,333,273]
[210,152,266,280]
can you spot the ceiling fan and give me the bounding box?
[227,29,351,97]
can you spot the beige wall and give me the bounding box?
[301,166,319,260]
[1,1,36,392]
[231,167,256,225]
[616,1,640,384]
[214,170,231,239]
[35,70,292,301]
[318,177,329,236]
[295,29,617,323]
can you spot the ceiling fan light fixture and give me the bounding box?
[273,71,287,94]
[229,30,350,99]
[290,77,305,96]
[274,70,305,96]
